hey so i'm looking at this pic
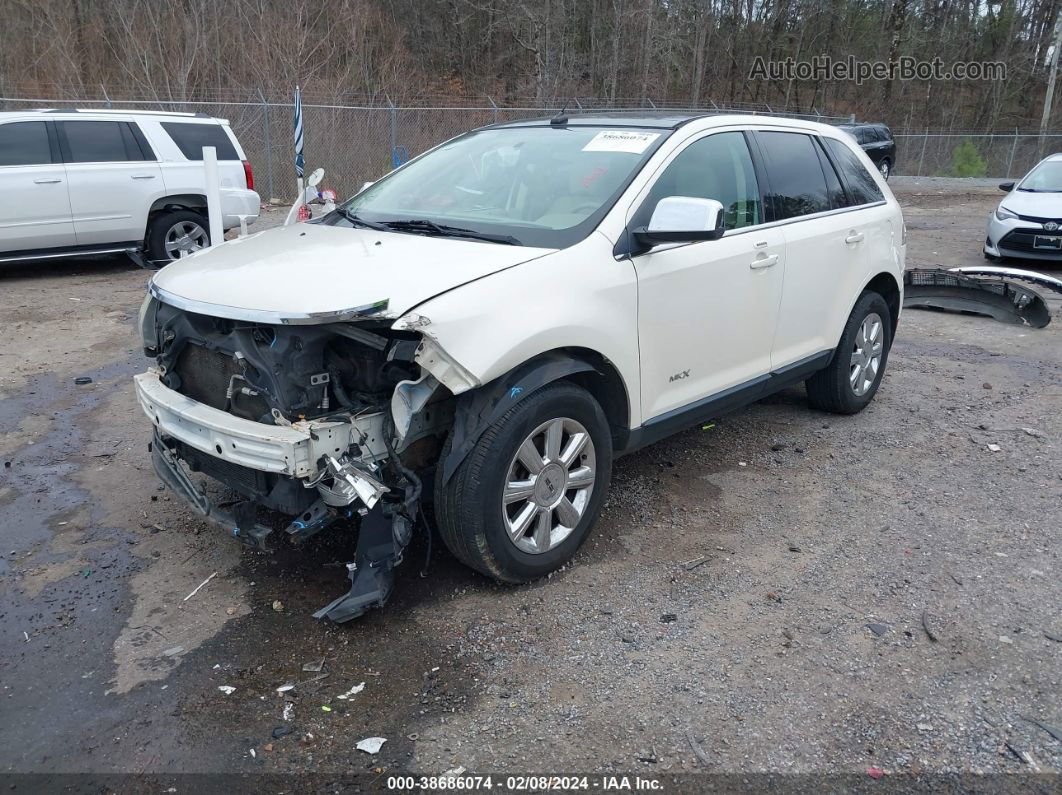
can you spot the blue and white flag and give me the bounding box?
[293,86,304,179]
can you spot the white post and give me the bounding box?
[284,176,308,226]
[202,146,224,247]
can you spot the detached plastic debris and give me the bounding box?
[903,268,1052,327]
[218,685,236,695]
[337,682,366,700]
[356,737,387,754]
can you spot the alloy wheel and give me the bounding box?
[850,312,884,396]
[164,221,208,259]
[502,417,596,554]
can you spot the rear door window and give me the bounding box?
[0,121,54,166]
[755,131,832,220]
[61,121,139,163]
[823,138,885,205]
[160,122,238,160]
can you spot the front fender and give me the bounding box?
[392,232,641,420]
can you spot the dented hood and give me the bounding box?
[150,222,555,324]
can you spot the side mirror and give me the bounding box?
[999,181,1015,192]
[633,197,726,249]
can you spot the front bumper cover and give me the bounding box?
[140,368,421,623]
[134,370,387,477]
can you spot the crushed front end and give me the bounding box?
[135,293,452,622]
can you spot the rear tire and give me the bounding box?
[806,291,892,415]
[878,159,892,180]
[435,381,612,583]
[146,209,210,266]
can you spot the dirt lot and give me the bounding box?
[1,183,1059,786]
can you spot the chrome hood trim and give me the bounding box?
[147,281,390,325]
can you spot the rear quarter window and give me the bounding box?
[823,137,885,205]
[160,122,239,160]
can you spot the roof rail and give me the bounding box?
[30,108,211,119]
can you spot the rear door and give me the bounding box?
[0,119,76,251]
[753,130,872,368]
[59,119,163,245]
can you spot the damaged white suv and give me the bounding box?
[135,114,904,621]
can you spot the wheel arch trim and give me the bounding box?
[439,351,604,484]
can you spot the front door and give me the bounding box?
[0,120,76,252]
[629,130,785,422]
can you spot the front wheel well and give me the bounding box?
[554,347,631,448]
[864,272,901,335]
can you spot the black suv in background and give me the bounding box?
[836,123,896,180]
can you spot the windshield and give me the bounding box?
[327,125,668,248]
[1019,160,1062,192]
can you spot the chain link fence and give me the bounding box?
[3,91,1059,194]
[0,92,855,200]
[893,133,1062,179]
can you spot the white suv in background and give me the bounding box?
[0,109,259,266]
[135,114,904,622]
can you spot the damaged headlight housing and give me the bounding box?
[138,293,159,355]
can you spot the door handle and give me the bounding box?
[131,174,156,180]
[845,231,865,244]
[33,177,61,184]
[750,253,779,270]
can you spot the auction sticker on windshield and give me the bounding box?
[582,130,660,154]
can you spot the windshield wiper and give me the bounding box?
[334,207,390,231]
[381,218,520,245]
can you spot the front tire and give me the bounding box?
[435,382,612,583]
[146,209,210,265]
[806,291,892,414]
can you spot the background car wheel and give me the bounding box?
[806,291,892,415]
[879,159,891,180]
[146,210,210,265]
[435,381,612,583]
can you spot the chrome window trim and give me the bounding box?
[623,199,889,258]
[147,281,390,325]
[618,124,889,257]
[722,199,889,237]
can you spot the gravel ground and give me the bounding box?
[0,184,1059,786]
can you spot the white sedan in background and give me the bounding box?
[986,154,1062,261]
